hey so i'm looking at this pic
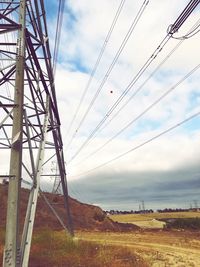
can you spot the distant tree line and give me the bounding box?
[165,218,200,230]
[157,207,199,213]
[107,209,154,215]
[107,207,199,215]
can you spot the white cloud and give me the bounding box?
[52,0,200,188]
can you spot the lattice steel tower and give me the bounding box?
[51,160,62,195]
[0,1,73,266]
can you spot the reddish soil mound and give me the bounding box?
[0,184,138,232]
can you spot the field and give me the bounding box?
[0,228,146,267]
[77,229,200,266]
[1,212,200,266]
[109,211,200,229]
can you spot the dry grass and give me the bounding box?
[77,230,200,267]
[0,228,147,267]
[1,226,200,266]
[29,229,146,267]
[130,219,166,229]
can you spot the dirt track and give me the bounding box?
[77,231,200,266]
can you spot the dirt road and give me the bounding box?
[77,231,200,266]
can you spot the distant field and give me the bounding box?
[109,211,200,229]
[110,211,200,223]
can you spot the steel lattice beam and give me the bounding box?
[1,1,73,266]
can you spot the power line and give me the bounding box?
[66,0,150,150]
[70,63,200,166]
[68,182,91,205]
[168,0,200,35]
[64,162,91,204]
[70,111,200,178]
[70,18,200,159]
[95,44,184,135]
[66,0,127,135]
[53,0,65,75]
[96,18,200,135]
[67,1,200,163]
[68,34,171,163]
[171,21,200,40]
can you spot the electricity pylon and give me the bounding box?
[51,160,62,194]
[0,1,73,266]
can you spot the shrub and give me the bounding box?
[93,211,105,222]
[165,217,200,230]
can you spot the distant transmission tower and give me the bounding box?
[51,161,62,195]
[194,200,198,210]
[142,200,145,211]
[0,1,73,266]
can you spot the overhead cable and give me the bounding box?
[168,0,200,34]
[72,63,200,166]
[88,18,200,137]
[53,0,65,75]
[171,22,200,40]
[66,0,127,135]
[67,1,200,163]
[66,0,150,150]
[70,111,200,178]
[95,41,184,135]
[68,34,171,163]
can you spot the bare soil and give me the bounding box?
[0,184,138,232]
[77,230,200,266]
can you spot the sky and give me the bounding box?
[1,1,200,211]
[43,0,200,211]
